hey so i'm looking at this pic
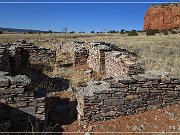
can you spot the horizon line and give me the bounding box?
[0,1,179,4]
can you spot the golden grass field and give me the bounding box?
[0,32,180,78]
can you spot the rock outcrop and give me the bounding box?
[144,4,180,30]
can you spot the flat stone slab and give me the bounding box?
[19,107,36,115]
[0,88,24,94]
[104,99,125,106]
[0,71,10,76]
[0,77,10,87]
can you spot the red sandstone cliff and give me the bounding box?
[144,4,180,30]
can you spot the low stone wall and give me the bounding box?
[0,71,46,131]
[13,40,56,65]
[105,51,144,77]
[76,71,180,125]
[0,40,56,73]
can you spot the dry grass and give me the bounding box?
[1,33,180,77]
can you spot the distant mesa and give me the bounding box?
[144,3,180,30]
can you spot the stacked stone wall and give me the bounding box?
[105,51,144,77]
[87,44,112,73]
[0,47,11,72]
[76,71,180,125]
[14,40,56,65]
[74,47,89,66]
[0,71,46,131]
[61,41,143,76]
[0,40,56,72]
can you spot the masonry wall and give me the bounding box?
[1,40,56,72]
[105,51,144,78]
[87,45,111,73]
[74,47,89,66]
[87,47,102,72]
[61,41,144,77]
[61,42,88,66]
[0,71,46,131]
[0,47,11,72]
[76,72,180,125]
[14,40,56,65]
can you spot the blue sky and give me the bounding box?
[0,0,179,32]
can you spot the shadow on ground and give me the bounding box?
[0,102,44,132]
[46,96,77,133]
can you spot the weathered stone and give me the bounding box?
[147,99,160,105]
[0,88,24,94]
[104,99,124,106]
[125,95,139,100]
[0,77,10,87]
[36,107,45,114]
[34,114,46,121]
[19,107,36,114]
[136,87,149,93]
[147,104,161,110]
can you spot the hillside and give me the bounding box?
[0,27,47,33]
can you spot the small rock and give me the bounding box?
[84,132,91,135]
[132,125,144,132]
[177,125,180,131]
[87,126,93,131]
[67,86,73,92]
[83,125,87,129]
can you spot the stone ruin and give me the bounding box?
[0,40,56,131]
[60,41,180,125]
[105,51,144,77]
[0,40,56,74]
[7,40,56,70]
[76,71,180,125]
[61,41,89,66]
[0,71,46,131]
[61,41,143,76]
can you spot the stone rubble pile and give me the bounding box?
[0,71,46,131]
[76,71,180,125]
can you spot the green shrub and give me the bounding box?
[120,29,125,34]
[146,29,156,36]
[146,29,160,36]
[28,31,34,34]
[128,30,138,36]
[163,30,169,35]
[70,31,75,33]
[48,30,53,33]
[107,30,118,33]
[91,31,95,33]
[169,29,177,34]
